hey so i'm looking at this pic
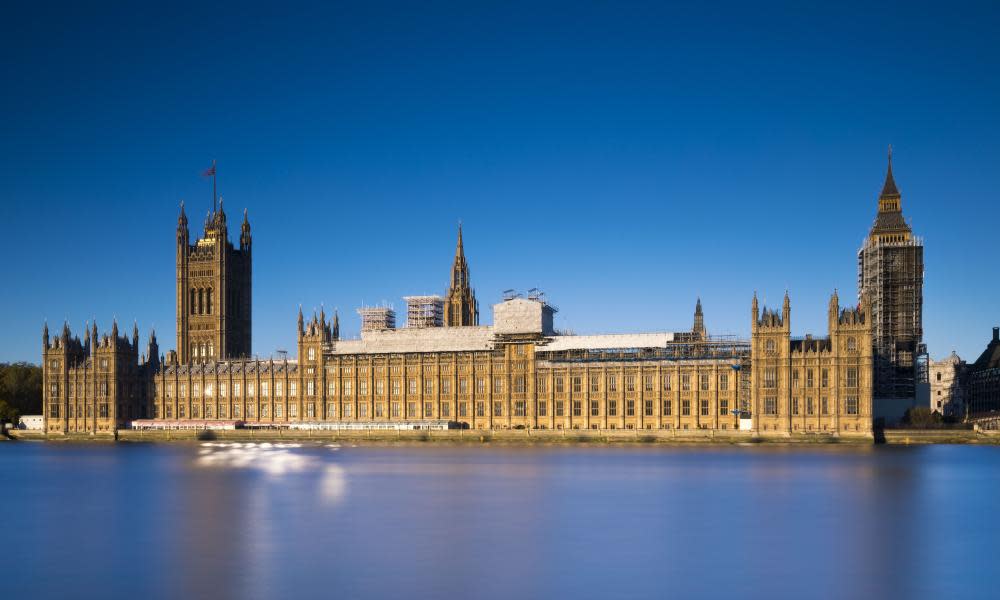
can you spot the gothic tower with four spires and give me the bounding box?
[176,197,252,363]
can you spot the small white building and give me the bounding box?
[18,415,45,430]
[929,352,966,418]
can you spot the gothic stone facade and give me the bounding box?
[750,292,873,435]
[44,194,875,438]
[176,202,252,364]
[143,295,870,437]
[41,321,158,434]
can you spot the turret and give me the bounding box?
[297,306,304,338]
[829,289,839,330]
[132,320,139,348]
[42,321,49,349]
[240,208,252,251]
[177,201,189,240]
[692,297,706,340]
[332,310,340,340]
[147,328,160,370]
[782,291,791,325]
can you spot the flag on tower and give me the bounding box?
[202,163,216,177]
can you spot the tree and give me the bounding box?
[902,406,943,428]
[0,362,43,424]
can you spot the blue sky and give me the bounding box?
[1,1,997,363]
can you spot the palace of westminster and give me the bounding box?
[41,154,935,438]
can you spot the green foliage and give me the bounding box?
[0,362,43,425]
[902,406,943,428]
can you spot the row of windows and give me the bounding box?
[761,396,860,416]
[191,342,215,359]
[155,397,746,419]
[49,404,109,418]
[189,287,214,315]
[160,375,741,400]
[763,337,858,352]
[762,368,859,389]
[52,382,112,397]
[163,380,297,398]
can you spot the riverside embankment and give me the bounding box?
[8,427,999,445]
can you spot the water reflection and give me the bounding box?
[4,443,1000,600]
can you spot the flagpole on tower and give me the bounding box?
[212,159,217,215]
[203,160,218,215]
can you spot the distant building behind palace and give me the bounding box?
[44,153,942,438]
[966,327,1000,417]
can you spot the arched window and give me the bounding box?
[190,289,196,314]
[200,343,206,357]
[765,339,776,353]
[208,342,214,357]
[198,289,204,315]
[206,289,213,315]
[190,343,197,359]
[847,337,857,352]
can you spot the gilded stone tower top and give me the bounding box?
[868,146,912,243]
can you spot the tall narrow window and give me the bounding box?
[206,289,213,315]
[763,368,777,389]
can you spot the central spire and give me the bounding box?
[444,222,478,326]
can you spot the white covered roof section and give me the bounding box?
[332,326,495,355]
[538,332,676,352]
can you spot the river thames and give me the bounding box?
[3,442,999,599]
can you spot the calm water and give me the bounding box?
[3,441,999,600]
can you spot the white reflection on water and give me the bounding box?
[195,442,346,504]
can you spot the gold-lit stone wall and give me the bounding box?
[750,292,873,435]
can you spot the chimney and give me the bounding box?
[993,327,999,343]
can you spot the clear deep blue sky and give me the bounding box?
[1,1,998,364]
